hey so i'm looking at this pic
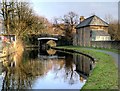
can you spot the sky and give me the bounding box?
[30,0,118,22]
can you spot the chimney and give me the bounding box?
[80,16,85,23]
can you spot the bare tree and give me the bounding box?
[104,14,113,24]
[0,1,49,41]
[108,20,120,40]
[53,11,79,44]
[12,2,35,38]
[0,0,15,37]
[104,14,120,40]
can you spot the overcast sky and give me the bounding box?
[30,0,119,22]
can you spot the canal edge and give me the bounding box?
[52,47,96,62]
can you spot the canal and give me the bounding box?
[0,48,95,90]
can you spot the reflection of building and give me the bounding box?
[73,54,93,76]
[74,15,111,46]
[0,63,2,75]
[1,49,87,89]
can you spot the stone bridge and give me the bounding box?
[38,37,58,50]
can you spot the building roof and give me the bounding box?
[76,15,109,29]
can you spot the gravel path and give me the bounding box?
[83,48,119,67]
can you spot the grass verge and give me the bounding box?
[56,46,118,89]
[58,45,120,54]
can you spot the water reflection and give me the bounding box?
[74,54,95,77]
[0,50,45,90]
[0,48,94,90]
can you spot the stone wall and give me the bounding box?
[91,41,120,49]
[75,27,91,46]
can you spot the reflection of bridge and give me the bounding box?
[38,55,58,59]
[38,55,65,60]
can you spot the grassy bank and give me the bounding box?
[58,46,120,54]
[56,46,118,89]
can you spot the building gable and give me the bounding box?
[89,15,108,26]
[76,15,108,29]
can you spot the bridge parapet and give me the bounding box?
[38,37,58,41]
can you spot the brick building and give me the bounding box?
[73,15,111,46]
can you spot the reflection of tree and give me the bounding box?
[1,50,45,90]
[64,54,78,85]
[49,53,80,85]
[1,50,93,89]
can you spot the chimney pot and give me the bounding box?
[80,16,85,23]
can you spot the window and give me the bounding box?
[106,37,108,40]
[102,37,104,40]
[90,30,92,37]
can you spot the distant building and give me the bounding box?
[74,15,111,46]
[0,34,16,42]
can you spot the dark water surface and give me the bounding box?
[0,49,95,90]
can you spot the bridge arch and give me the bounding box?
[38,37,58,51]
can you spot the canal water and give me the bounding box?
[0,48,95,90]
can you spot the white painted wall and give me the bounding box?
[95,36,111,41]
